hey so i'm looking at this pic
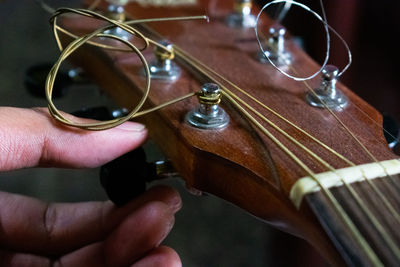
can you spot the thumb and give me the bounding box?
[0,107,147,171]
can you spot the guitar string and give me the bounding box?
[44,0,400,160]
[258,0,400,230]
[46,8,206,130]
[276,0,400,202]
[219,92,382,265]
[330,98,400,193]
[295,68,400,225]
[255,0,331,81]
[191,0,400,254]
[174,42,400,228]
[132,0,400,213]
[274,24,400,222]
[173,46,400,258]
[51,8,207,52]
[257,0,400,251]
[263,20,400,224]
[258,0,398,179]
[268,0,400,207]
[43,6,396,262]
[255,31,400,232]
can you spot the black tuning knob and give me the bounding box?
[71,106,176,206]
[383,114,400,155]
[24,63,87,99]
[99,147,157,206]
[71,106,128,121]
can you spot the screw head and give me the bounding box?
[202,83,220,95]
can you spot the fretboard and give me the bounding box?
[306,174,400,266]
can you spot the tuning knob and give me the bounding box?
[186,83,229,129]
[226,0,256,28]
[70,106,175,206]
[306,65,348,109]
[383,114,400,153]
[24,63,87,98]
[145,40,181,81]
[257,24,292,66]
[100,147,149,206]
[100,148,178,206]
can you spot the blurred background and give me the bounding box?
[0,0,398,266]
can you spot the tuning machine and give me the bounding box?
[226,0,256,28]
[24,63,88,99]
[257,24,292,66]
[186,83,229,129]
[143,40,181,81]
[306,65,348,109]
[103,0,132,40]
[100,147,179,206]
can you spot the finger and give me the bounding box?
[0,107,147,171]
[56,202,176,267]
[104,202,175,266]
[130,246,182,267]
[0,186,181,257]
[0,250,50,267]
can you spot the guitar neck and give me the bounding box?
[306,174,400,266]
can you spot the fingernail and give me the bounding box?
[115,122,146,132]
[168,194,182,213]
[156,216,175,247]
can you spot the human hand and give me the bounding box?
[0,107,182,267]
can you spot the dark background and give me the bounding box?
[1,1,399,266]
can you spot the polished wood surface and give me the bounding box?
[58,1,399,265]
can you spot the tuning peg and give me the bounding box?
[145,40,181,81]
[24,63,88,99]
[103,0,132,41]
[306,65,348,109]
[72,106,128,121]
[257,24,292,66]
[186,83,229,129]
[100,147,177,206]
[383,114,400,153]
[226,0,256,28]
[72,105,176,207]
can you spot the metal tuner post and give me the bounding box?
[186,83,229,129]
[306,65,348,109]
[257,24,292,66]
[226,0,256,28]
[146,40,181,81]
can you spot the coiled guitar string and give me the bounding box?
[45,7,205,130]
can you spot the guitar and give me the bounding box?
[51,0,400,266]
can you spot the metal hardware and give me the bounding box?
[103,1,131,40]
[186,83,229,129]
[147,40,181,81]
[106,3,126,21]
[257,24,292,66]
[226,0,256,28]
[306,65,348,109]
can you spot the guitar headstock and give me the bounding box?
[52,0,398,264]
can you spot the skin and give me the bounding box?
[0,107,182,267]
